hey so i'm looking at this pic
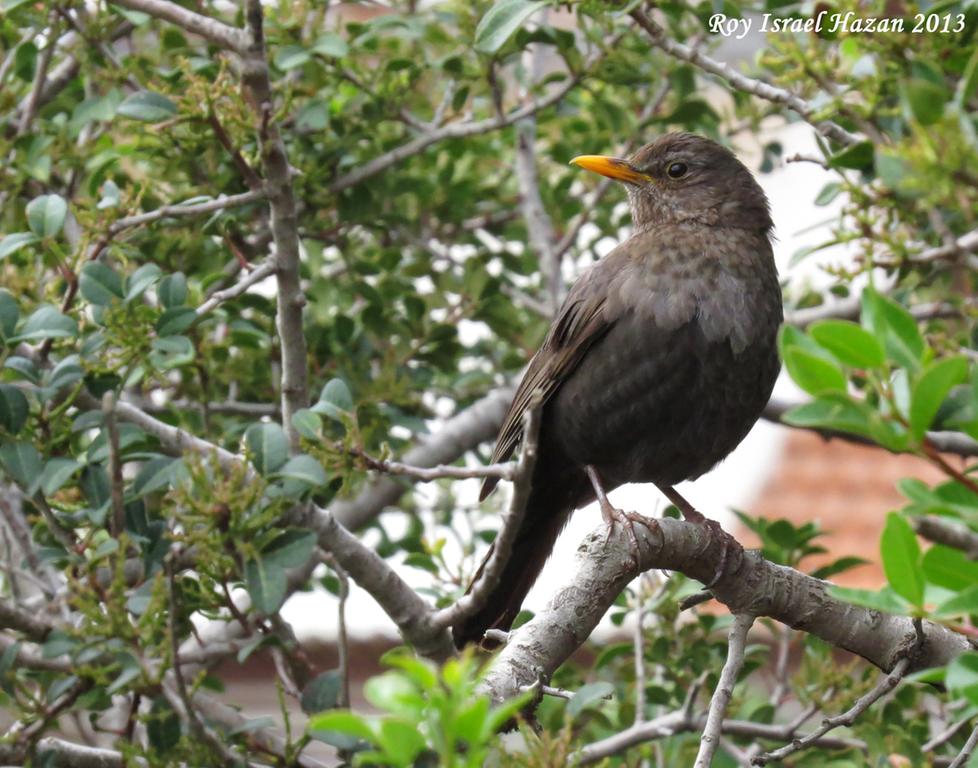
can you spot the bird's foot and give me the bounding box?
[585,466,656,562]
[599,498,657,555]
[658,485,742,589]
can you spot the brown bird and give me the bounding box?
[452,132,783,649]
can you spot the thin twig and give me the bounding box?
[352,449,515,483]
[695,614,754,768]
[328,52,606,195]
[629,9,860,146]
[633,583,648,725]
[752,625,922,765]
[102,392,125,537]
[325,553,351,708]
[195,258,277,318]
[949,723,978,768]
[431,399,542,630]
[924,715,973,753]
[16,15,60,136]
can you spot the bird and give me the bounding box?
[451,132,783,649]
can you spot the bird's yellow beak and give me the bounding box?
[570,155,651,185]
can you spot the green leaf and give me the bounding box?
[292,409,322,440]
[117,90,177,122]
[364,672,423,714]
[275,454,327,487]
[0,232,39,260]
[307,710,374,741]
[923,544,978,591]
[245,422,289,475]
[947,652,978,706]
[126,264,162,301]
[300,670,343,714]
[313,378,354,419]
[474,0,548,54]
[901,78,947,126]
[40,458,80,496]
[810,556,868,580]
[312,32,348,58]
[274,45,311,70]
[79,262,125,306]
[0,384,29,433]
[245,554,288,615]
[829,141,873,170]
[860,288,924,371]
[783,394,871,437]
[147,697,180,754]
[957,45,978,107]
[782,347,847,396]
[157,273,187,308]
[26,194,67,237]
[246,529,317,614]
[808,320,885,369]
[155,307,196,336]
[266,530,317,569]
[880,513,923,607]
[910,356,969,440]
[12,305,77,342]
[149,336,194,370]
[0,290,18,339]
[814,182,841,206]
[935,584,978,618]
[828,585,910,613]
[0,441,43,494]
[376,718,425,766]
[567,681,614,717]
[132,457,179,496]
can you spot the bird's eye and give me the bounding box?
[667,162,688,179]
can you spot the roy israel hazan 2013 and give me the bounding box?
[708,10,965,39]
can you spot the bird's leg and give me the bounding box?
[585,466,656,554]
[658,485,741,589]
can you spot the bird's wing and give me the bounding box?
[480,267,614,501]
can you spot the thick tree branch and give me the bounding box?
[482,518,969,705]
[312,508,454,660]
[912,515,978,558]
[95,393,449,657]
[110,0,247,51]
[629,9,860,147]
[242,0,309,452]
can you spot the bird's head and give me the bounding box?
[571,132,772,234]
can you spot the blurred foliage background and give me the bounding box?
[2,0,978,765]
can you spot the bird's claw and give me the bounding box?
[599,499,657,564]
[693,515,742,589]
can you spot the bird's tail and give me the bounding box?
[452,469,590,649]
